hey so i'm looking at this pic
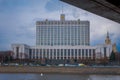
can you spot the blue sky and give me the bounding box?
[0,0,120,51]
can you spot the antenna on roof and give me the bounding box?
[60,2,65,21]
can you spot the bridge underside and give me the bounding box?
[61,0,120,23]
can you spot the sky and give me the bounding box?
[0,0,120,51]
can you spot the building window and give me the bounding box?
[79,49,81,57]
[71,49,74,56]
[86,49,88,57]
[16,47,19,59]
[50,49,52,58]
[104,47,106,57]
[33,49,35,58]
[64,49,66,57]
[57,49,59,58]
[43,49,45,58]
[68,49,70,57]
[82,49,84,56]
[47,49,49,58]
[54,49,56,57]
[75,49,77,57]
[36,49,38,59]
[89,49,91,57]
[29,49,32,59]
[61,49,63,57]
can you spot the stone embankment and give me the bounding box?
[0,66,120,74]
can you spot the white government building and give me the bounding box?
[12,14,115,61]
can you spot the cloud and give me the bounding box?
[45,0,61,12]
[0,0,120,52]
[0,0,50,50]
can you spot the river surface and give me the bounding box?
[0,73,120,80]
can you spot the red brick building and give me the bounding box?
[0,51,13,63]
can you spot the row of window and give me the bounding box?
[37,42,89,45]
[36,21,89,25]
[37,27,89,31]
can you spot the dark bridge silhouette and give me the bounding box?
[61,0,120,23]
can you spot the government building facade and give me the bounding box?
[11,14,116,64]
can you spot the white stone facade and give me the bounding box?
[95,44,112,59]
[36,18,90,46]
[12,44,112,60]
[11,44,30,59]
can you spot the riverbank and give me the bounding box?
[0,66,120,75]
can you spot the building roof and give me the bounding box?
[0,51,13,56]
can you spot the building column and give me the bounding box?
[55,49,57,60]
[84,49,86,59]
[81,49,82,59]
[73,49,75,59]
[45,49,47,58]
[66,49,68,59]
[59,49,61,59]
[70,49,71,59]
[77,49,79,59]
[35,49,36,59]
[13,47,16,59]
[56,49,58,59]
[88,49,89,58]
[49,49,50,59]
[38,49,40,59]
[63,49,64,60]
[91,49,93,59]
[52,49,54,59]
[42,49,43,59]
[31,49,33,59]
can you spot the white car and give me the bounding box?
[58,64,64,67]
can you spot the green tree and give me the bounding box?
[4,56,9,63]
[9,56,13,61]
[109,51,116,61]
[70,58,74,64]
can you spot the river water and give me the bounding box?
[0,73,120,80]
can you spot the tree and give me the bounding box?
[4,56,9,63]
[109,51,116,62]
[70,58,74,64]
[9,56,13,61]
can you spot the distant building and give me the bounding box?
[12,44,29,59]
[11,14,117,64]
[95,32,118,64]
[0,51,13,63]
[105,31,111,45]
